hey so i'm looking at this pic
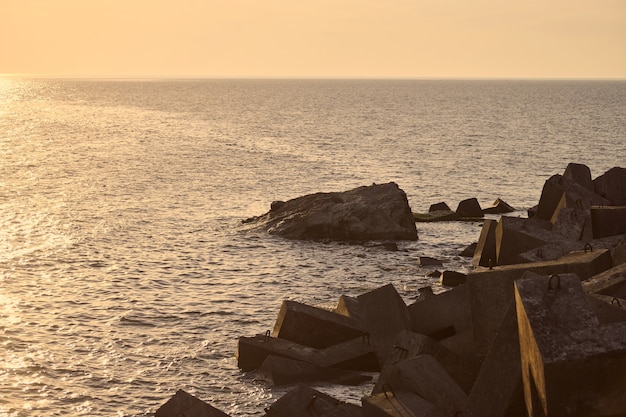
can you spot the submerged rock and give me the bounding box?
[246,182,418,241]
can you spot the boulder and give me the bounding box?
[247,182,418,241]
[594,167,626,206]
[456,198,483,218]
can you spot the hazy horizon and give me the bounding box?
[2,0,625,79]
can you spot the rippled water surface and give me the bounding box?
[1,78,625,416]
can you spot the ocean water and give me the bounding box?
[0,78,625,416]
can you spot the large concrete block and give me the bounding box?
[591,206,626,239]
[362,390,440,417]
[357,284,411,366]
[472,219,498,268]
[372,355,467,416]
[335,294,366,326]
[594,166,626,206]
[273,300,365,348]
[264,384,362,417]
[155,389,230,417]
[482,198,515,215]
[408,284,471,342]
[462,303,525,417]
[515,272,626,416]
[536,174,609,222]
[582,261,626,299]
[236,333,377,372]
[258,355,372,386]
[495,216,547,266]
[373,330,477,394]
[550,193,592,241]
[468,248,612,357]
[456,197,483,218]
[563,162,594,192]
[586,294,626,325]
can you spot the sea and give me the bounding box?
[1,78,625,416]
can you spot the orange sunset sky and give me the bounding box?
[1,0,625,78]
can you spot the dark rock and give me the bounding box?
[440,270,467,287]
[460,242,477,257]
[413,209,461,222]
[418,256,443,267]
[248,182,418,241]
[482,198,516,214]
[429,202,451,212]
[426,270,441,278]
[456,198,483,218]
[156,389,230,417]
[593,167,626,206]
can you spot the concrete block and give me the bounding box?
[264,384,362,417]
[613,242,626,266]
[456,197,483,218]
[440,270,467,287]
[372,355,466,416]
[563,162,594,192]
[258,355,372,386]
[468,248,612,357]
[418,256,443,267]
[236,333,377,372]
[335,294,366,327]
[373,330,477,394]
[438,329,476,362]
[586,294,626,325]
[536,174,609,222]
[515,272,626,416]
[155,389,230,417]
[591,206,626,238]
[414,210,461,222]
[582,261,626,299]
[482,198,515,215]
[408,284,471,342]
[460,242,477,257]
[471,219,498,268]
[495,216,547,265]
[429,202,451,212]
[273,300,365,348]
[594,166,626,206]
[550,194,591,241]
[462,303,525,417]
[362,390,438,417]
[357,284,412,367]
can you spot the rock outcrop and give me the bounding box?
[245,182,418,241]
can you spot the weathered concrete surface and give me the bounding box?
[357,284,412,367]
[371,355,467,416]
[335,294,366,327]
[264,384,362,417]
[258,355,372,386]
[594,166,626,206]
[515,272,626,417]
[272,300,365,349]
[236,333,378,372]
[471,219,498,268]
[372,330,477,394]
[495,216,548,265]
[563,162,594,192]
[582,261,626,300]
[586,294,626,325]
[468,248,612,357]
[362,390,440,417]
[591,206,626,238]
[462,303,525,417]
[155,389,230,417]
[536,174,610,222]
[246,182,418,241]
[408,283,471,342]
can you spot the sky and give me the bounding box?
[1,0,625,79]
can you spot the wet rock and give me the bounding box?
[418,256,443,267]
[156,389,230,417]
[248,182,418,241]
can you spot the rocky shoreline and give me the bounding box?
[156,163,626,417]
